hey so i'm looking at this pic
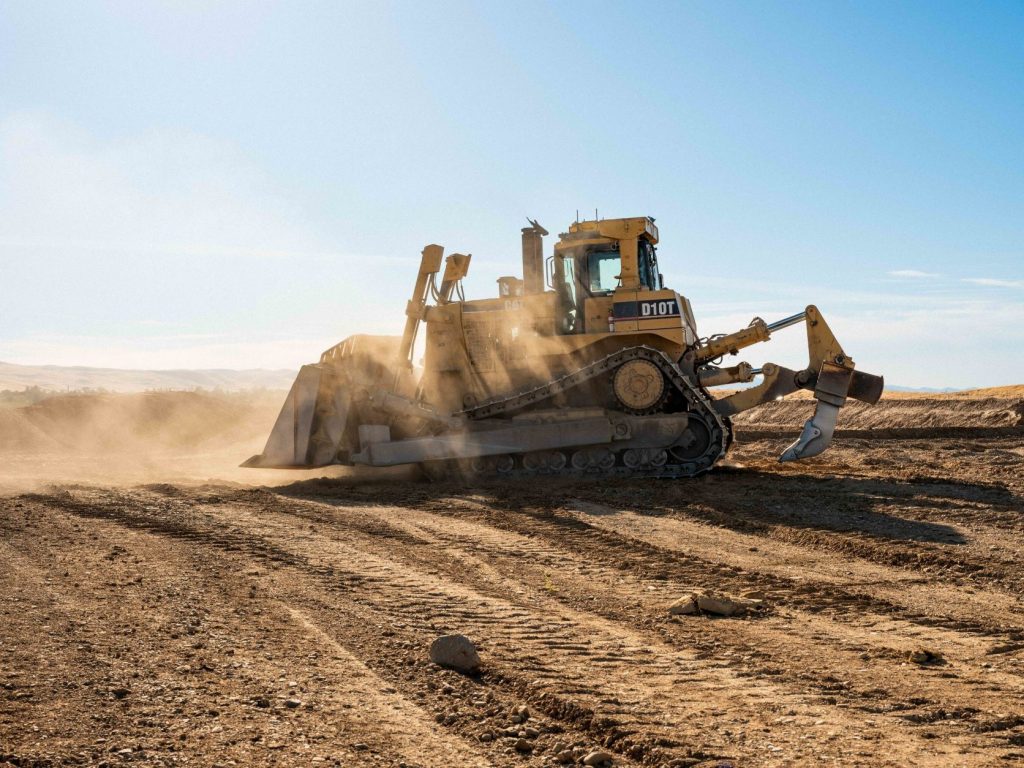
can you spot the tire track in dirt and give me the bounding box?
[1,497,492,768]
[243,488,1024,755]
[17,487,947,766]
[555,498,1024,628]
[8,462,1024,766]
[154,485,1024,763]
[385,485,1023,643]
[19,491,664,766]
[560,468,1024,593]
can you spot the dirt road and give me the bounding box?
[2,429,1024,767]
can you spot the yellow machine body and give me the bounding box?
[244,215,884,477]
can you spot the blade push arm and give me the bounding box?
[694,312,806,365]
[399,245,445,369]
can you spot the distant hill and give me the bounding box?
[884,384,959,394]
[0,360,295,393]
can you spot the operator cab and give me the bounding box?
[549,217,663,333]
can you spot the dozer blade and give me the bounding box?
[242,364,351,468]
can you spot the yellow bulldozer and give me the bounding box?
[244,216,883,478]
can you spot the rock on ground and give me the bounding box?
[696,593,741,616]
[668,595,698,615]
[669,590,751,617]
[428,634,481,673]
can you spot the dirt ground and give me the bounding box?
[2,392,1024,767]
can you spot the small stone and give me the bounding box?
[554,750,575,764]
[668,595,698,615]
[740,590,766,600]
[583,750,614,766]
[110,687,130,700]
[514,738,533,753]
[479,732,494,742]
[352,743,369,751]
[429,634,481,674]
[284,698,301,709]
[523,726,539,738]
[442,684,455,694]
[515,704,529,721]
[908,648,944,665]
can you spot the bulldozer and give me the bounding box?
[244,216,883,478]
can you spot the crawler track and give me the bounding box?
[436,346,730,479]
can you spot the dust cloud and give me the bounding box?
[0,389,360,493]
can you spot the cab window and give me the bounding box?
[587,250,621,293]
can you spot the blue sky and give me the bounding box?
[1,0,1021,387]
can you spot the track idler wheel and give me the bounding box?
[668,415,713,462]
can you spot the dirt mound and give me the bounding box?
[0,390,375,492]
[0,409,61,452]
[0,391,283,454]
[867,385,1024,399]
[0,360,297,392]
[732,394,1024,433]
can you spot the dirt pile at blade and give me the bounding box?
[0,391,284,454]
[733,390,1024,432]
[0,390,404,491]
[0,408,59,452]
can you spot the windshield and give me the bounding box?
[638,239,660,289]
[587,250,621,293]
[561,255,576,306]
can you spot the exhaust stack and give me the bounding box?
[521,219,548,294]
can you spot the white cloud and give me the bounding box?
[962,277,1024,289]
[888,269,940,278]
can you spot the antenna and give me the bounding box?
[576,209,579,223]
